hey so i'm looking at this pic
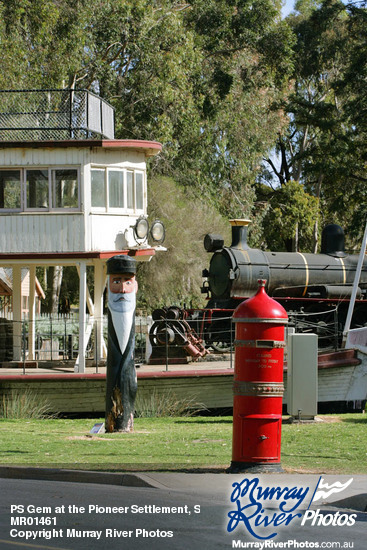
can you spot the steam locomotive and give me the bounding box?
[149,220,367,359]
[198,219,367,350]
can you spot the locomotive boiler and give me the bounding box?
[203,219,367,304]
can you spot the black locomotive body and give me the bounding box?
[200,220,367,350]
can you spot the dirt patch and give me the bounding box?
[283,415,342,424]
[192,439,226,444]
[315,416,341,423]
[66,430,151,441]
[66,435,114,441]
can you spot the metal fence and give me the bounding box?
[0,89,114,141]
[0,307,341,369]
[0,312,150,367]
[0,312,87,363]
[287,307,339,351]
[148,307,340,363]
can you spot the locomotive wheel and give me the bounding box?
[350,304,367,328]
[205,318,234,353]
[210,341,232,353]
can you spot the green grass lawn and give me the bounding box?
[0,415,366,474]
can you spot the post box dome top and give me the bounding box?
[233,280,288,323]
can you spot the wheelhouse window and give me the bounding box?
[126,171,134,209]
[0,170,21,209]
[108,170,124,209]
[26,169,49,209]
[0,167,79,212]
[135,172,144,210]
[91,167,145,213]
[54,169,79,209]
[91,169,105,208]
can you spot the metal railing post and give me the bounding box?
[50,315,53,361]
[230,316,233,369]
[165,318,169,372]
[22,320,26,375]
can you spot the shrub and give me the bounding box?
[135,389,206,418]
[0,391,55,419]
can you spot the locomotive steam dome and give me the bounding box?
[321,224,346,257]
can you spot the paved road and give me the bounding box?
[0,473,366,550]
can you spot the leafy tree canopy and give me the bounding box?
[258,0,367,251]
[138,176,231,311]
[258,180,319,251]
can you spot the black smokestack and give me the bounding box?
[230,219,250,249]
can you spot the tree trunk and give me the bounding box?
[45,266,63,314]
[312,175,323,254]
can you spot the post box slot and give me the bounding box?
[234,339,285,348]
[256,340,276,348]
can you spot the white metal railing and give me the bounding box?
[0,89,114,141]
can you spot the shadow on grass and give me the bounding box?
[281,453,344,460]
[1,450,30,454]
[173,419,232,424]
[176,417,294,425]
[341,417,367,424]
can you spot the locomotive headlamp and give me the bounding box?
[204,233,224,252]
[134,216,149,240]
[150,220,166,244]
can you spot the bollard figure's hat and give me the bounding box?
[107,255,137,275]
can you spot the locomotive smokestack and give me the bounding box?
[230,219,250,249]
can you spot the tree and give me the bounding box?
[258,180,319,251]
[138,176,231,311]
[65,0,294,223]
[258,0,367,251]
[0,0,92,89]
[171,0,295,222]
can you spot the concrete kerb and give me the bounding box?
[0,467,366,513]
[0,466,168,490]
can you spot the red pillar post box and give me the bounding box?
[229,280,288,472]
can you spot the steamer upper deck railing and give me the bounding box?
[0,89,114,141]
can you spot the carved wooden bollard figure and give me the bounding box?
[105,255,138,433]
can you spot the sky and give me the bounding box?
[282,0,296,18]
[282,0,350,18]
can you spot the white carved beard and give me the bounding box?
[108,287,135,356]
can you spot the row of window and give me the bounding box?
[0,168,79,211]
[0,167,145,213]
[91,169,145,212]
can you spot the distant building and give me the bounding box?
[0,267,45,316]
